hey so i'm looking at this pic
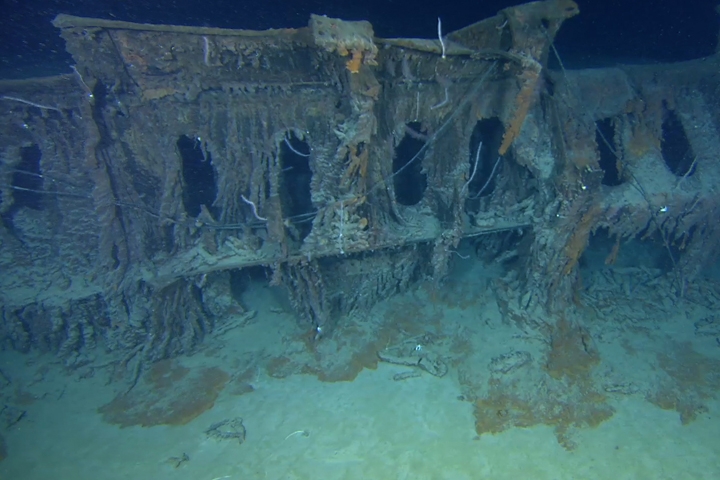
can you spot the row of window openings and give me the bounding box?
[597,107,695,186]
[2,113,693,222]
[178,119,504,224]
[178,112,695,223]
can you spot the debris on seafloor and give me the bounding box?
[205,417,247,445]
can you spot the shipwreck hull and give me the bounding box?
[1,0,718,368]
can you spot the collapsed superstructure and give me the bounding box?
[1,0,719,368]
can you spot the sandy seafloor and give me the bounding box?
[2,250,720,480]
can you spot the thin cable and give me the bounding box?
[469,155,502,199]
[461,141,482,195]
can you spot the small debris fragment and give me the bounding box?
[205,417,246,445]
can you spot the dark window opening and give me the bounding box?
[596,118,623,186]
[280,132,314,241]
[661,106,696,177]
[177,135,217,218]
[467,118,504,198]
[393,122,427,206]
[12,144,44,210]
